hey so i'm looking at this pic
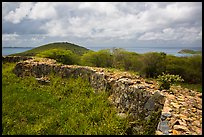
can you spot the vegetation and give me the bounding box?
[7,42,202,88]
[157,73,184,90]
[80,49,201,86]
[81,49,113,68]
[36,49,80,65]
[140,52,166,78]
[178,49,202,54]
[8,42,202,86]
[2,63,129,135]
[11,42,90,56]
[176,83,202,93]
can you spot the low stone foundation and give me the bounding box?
[4,56,166,135]
[2,56,33,63]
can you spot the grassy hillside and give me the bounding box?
[11,42,90,56]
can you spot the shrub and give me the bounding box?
[140,52,166,78]
[157,73,184,90]
[166,55,202,84]
[111,48,141,71]
[36,49,80,65]
[81,49,113,68]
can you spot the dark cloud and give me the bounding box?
[2,19,47,34]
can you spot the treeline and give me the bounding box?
[36,48,202,84]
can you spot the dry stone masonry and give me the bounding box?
[2,56,33,63]
[3,56,202,135]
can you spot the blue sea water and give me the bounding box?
[2,46,202,57]
[2,47,34,56]
[87,46,202,57]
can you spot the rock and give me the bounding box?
[161,115,166,121]
[178,120,187,126]
[157,120,170,135]
[170,102,181,109]
[145,80,154,84]
[178,114,188,121]
[150,85,155,89]
[171,119,180,128]
[172,129,179,135]
[197,93,202,98]
[155,130,163,135]
[135,80,141,84]
[115,97,120,104]
[138,85,145,89]
[179,101,188,106]
[144,91,165,111]
[194,128,202,134]
[192,108,197,113]
[193,104,202,110]
[167,94,175,100]
[173,125,190,132]
[36,77,50,85]
[191,126,202,134]
[162,106,173,113]
[192,120,201,127]
[177,96,185,101]
[162,112,172,118]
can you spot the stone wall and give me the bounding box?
[6,57,166,135]
[2,56,33,63]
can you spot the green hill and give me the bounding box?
[11,42,91,56]
[178,49,202,55]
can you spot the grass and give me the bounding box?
[2,63,129,135]
[177,82,202,93]
[11,42,90,56]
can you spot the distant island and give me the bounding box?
[178,49,202,55]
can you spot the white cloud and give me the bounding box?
[4,2,34,24]
[29,2,57,20]
[2,33,19,41]
[138,27,202,43]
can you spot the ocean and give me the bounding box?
[2,47,34,56]
[2,46,202,57]
[87,46,202,57]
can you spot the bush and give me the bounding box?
[140,52,166,78]
[166,55,202,84]
[81,49,113,68]
[111,48,141,71]
[36,49,80,65]
[157,73,184,90]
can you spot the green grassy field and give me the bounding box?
[2,63,129,135]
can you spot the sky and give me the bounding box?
[2,2,202,48]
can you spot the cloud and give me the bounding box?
[4,2,34,24]
[2,2,202,46]
[2,33,19,41]
[29,2,57,20]
[138,27,202,43]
